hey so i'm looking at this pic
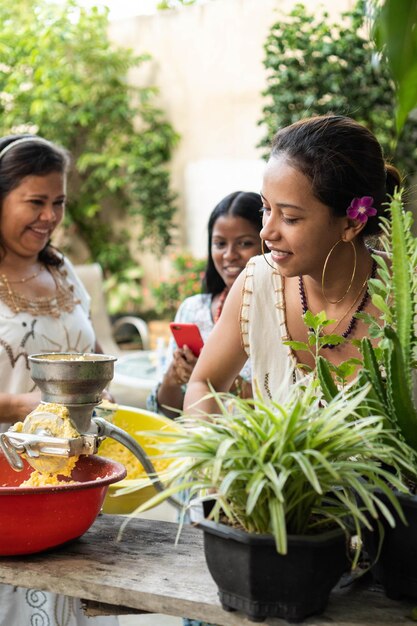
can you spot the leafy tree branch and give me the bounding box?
[0,0,179,280]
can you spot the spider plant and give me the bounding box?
[123,377,411,560]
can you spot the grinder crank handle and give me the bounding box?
[92,416,183,511]
[0,432,24,471]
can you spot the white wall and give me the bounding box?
[184,158,265,257]
[108,0,353,275]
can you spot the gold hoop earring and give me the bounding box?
[321,239,356,304]
[262,239,275,269]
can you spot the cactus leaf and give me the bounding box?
[316,355,338,402]
[384,326,417,453]
[360,338,387,407]
[389,194,413,366]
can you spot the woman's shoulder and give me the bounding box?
[185,292,211,303]
[244,253,282,288]
[57,255,85,286]
[247,252,279,271]
[53,254,75,275]
[247,253,263,267]
[56,256,91,310]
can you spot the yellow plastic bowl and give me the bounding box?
[98,405,179,514]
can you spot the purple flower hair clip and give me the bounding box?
[346,196,377,224]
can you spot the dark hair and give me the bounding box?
[203,191,263,295]
[0,135,70,265]
[270,115,402,236]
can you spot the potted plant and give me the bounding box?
[316,191,417,601]
[127,377,411,622]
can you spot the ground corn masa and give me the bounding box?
[98,437,170,479]
[15,403,80,487]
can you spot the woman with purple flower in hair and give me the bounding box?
[184,115,402,411]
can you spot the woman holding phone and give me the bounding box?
[147,191,263,418]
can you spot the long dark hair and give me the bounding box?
[203,191,263,296]
[0,134,70,265]
[271,115,402,236]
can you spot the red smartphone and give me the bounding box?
[169,322,204,357]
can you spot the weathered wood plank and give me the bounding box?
[0,514,415,625]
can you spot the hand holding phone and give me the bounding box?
[169,322,204,357]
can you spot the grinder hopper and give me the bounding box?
[28,352,116,433]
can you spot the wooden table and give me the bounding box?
[0,514,415,625]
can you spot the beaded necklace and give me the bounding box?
[298,259,377,350]
[1,265,43,284]
[213,288,229,324]
[0,265,79,318]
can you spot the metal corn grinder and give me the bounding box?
[0,353,170,500]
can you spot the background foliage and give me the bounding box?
[372,0,417,133]
[0,0,179,284]
[258,1,417,183]
[150,252,206,318]
[157,0,197,8]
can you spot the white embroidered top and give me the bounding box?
[0,257,118,626]
[0,256,95,431]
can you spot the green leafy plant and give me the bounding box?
[150,253,206,318]
[157,0,199,8]
[259,1,417,179]
[372,0,417,133]
[0,0,179,277]
[285,310,361,387]
[357,193,417,452]
[313,192,417,461]
[103,266,144,316]
[123,380,412,560]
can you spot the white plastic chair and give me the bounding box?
[74,263,150,355]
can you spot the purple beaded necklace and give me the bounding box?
[298,259,377,350]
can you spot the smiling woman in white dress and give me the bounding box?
[0,135,117,626]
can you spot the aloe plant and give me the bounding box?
[120,378,412,560]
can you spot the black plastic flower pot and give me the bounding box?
[365,491,417,601]
[197,519,350,623]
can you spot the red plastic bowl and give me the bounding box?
[0,452,126,555]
